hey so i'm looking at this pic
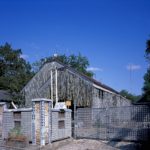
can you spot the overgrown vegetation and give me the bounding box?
[8,127,26,141]
[32,53,94,77]
[0,43,34,106]
[120,90,141,102]
[142,39,150,101]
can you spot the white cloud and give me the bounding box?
[20,54,29,59]
[87,67,103,71]
[126,64,141,71]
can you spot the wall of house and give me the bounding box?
[22,61,130,109]
[23,61,93,108]
[92,88,131,108]
[22,62,63,107]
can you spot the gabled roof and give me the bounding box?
[22,59,119,94]
[51,60,119,94]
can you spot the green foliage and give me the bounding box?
[120,90,141,102]
[32,53,94,77]
[145,39,150,62]
[143,68,150,101]
[8,127,26,141]
[143,39,150,101]
[0,43,34,105]
[9,127,22,138]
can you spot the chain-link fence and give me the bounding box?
[75,105,150,141]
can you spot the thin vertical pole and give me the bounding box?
[74,99,77,139]
[55,68,58,103]
[51,70,53,108]
[32,101,36,145]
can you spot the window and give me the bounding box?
[13,112,21,128]
[58,120,65,129]
[98,89,104,99]
[14,121,21,128]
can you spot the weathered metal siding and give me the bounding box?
[22,61,130,108]
[23,62,63,107]
[92,88,130,108]
[23,62,93,107]
[57,69,93,106]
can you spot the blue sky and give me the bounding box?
[0,0,150,95]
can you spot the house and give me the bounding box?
[22,60,131,108]
[0,90,12,103]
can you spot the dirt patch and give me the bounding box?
[0,139,146,150]
[50,139,118,150]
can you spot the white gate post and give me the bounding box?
[32,99,52,146]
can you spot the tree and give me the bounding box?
[32,53,94,77]
[142,39,150,101]
[0,43,34,105]
[120,90,141,102]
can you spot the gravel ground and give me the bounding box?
[55,139,118,150]
[0,138,146,150]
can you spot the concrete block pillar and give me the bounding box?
[0,102,7,139]
[32,99,52,146]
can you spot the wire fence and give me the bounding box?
[75,105,150,141]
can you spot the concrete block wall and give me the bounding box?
[0,103,6,138]
[2,111,14,139]
[2,100,72,146]
[51,109,72,141]
[2,109,32,140]
[21,111,32,141]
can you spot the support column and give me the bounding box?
[32,101,36,145]
[32,99,52,146]
[40,100,45,146]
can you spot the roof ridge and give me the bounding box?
[51,59,119,94]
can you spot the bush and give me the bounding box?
[8,127,26,141]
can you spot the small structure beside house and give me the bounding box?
[0,90,12,104]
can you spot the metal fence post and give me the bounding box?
[74,99,77,139]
